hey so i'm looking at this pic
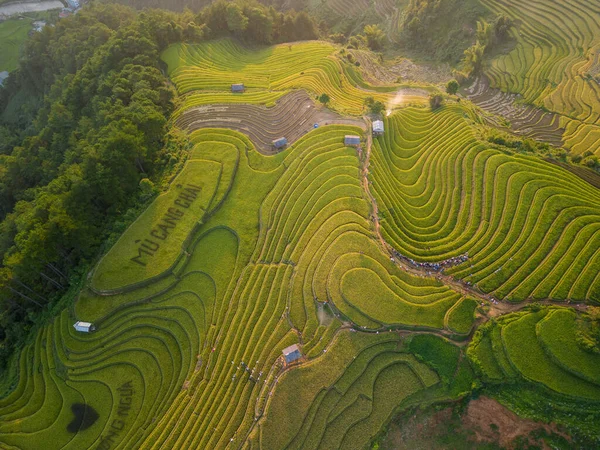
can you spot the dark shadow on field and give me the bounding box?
[66,403,99,433]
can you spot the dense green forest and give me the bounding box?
[0,0,320,366]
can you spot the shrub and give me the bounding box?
[446,79,459,95]
[429,94,444,110]
[369,101,385,115]
[318,93,331,105]
[363,24,386,50]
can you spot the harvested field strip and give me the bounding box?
[370,106,600,302]
[175,90,288,120]
[176,91,365,154]
[464,77,564,148]
[544,158,600,190]
[327,0,369,17]
[162,39,426,116]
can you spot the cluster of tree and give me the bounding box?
[572,152,600,170]
[364,96,385,115]
[460,15,513,77]
[0,4,194,366]
[429,93,444,110]
[328,24,386,51]
[402,0,445,38]
[199,0,318,44]
[399,0,490,62]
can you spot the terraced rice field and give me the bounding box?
[253,332,440,450]
[162,39,426,116]
[371,107,600,303]
[3,31,600,449]
[469,307,600,400]
[464,77,564,147]
[480,0,600,155]
[0,124,474,448]
[91,141,237,292]
[176,91,365,154]
[307,0,398,24]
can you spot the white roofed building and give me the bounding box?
[73,321,95,333]
[372,120,384,136]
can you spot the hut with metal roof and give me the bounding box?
[372,120,384,136]
[231,83,245,93]
[282,344,302,366]
[73,321,95,333]
[273,137,288,149]
[344,135,361,147]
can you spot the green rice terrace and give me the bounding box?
[477,0,600,156]
[1,4,600,449]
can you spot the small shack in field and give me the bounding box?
[282,344,302,366]
[231,83,245,93]
[73,321,95,333]
[344,135,361,147]
[0,71,8,87]
[372,120,384,136]
[273,137,288,149]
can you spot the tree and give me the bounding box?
[429,94,444,110]
[494,15,513,41]
[347,36,362,49]
[318,93,330,105]
[292,11,318,41]
[329,33,346,44]
[364,96,374,107]
[446,79,459,95]
[226,3,248,35]
[363,25,385,50]
[476,19,493,48]
[462,40,485,76]
[244,7,272,44]
[369,101,385,115]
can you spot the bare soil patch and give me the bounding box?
[380,397,570,450]
[464,77,564,148]
[464,396,569,449]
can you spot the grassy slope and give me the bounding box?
[91,158,222,291]
[0,18,32,72]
